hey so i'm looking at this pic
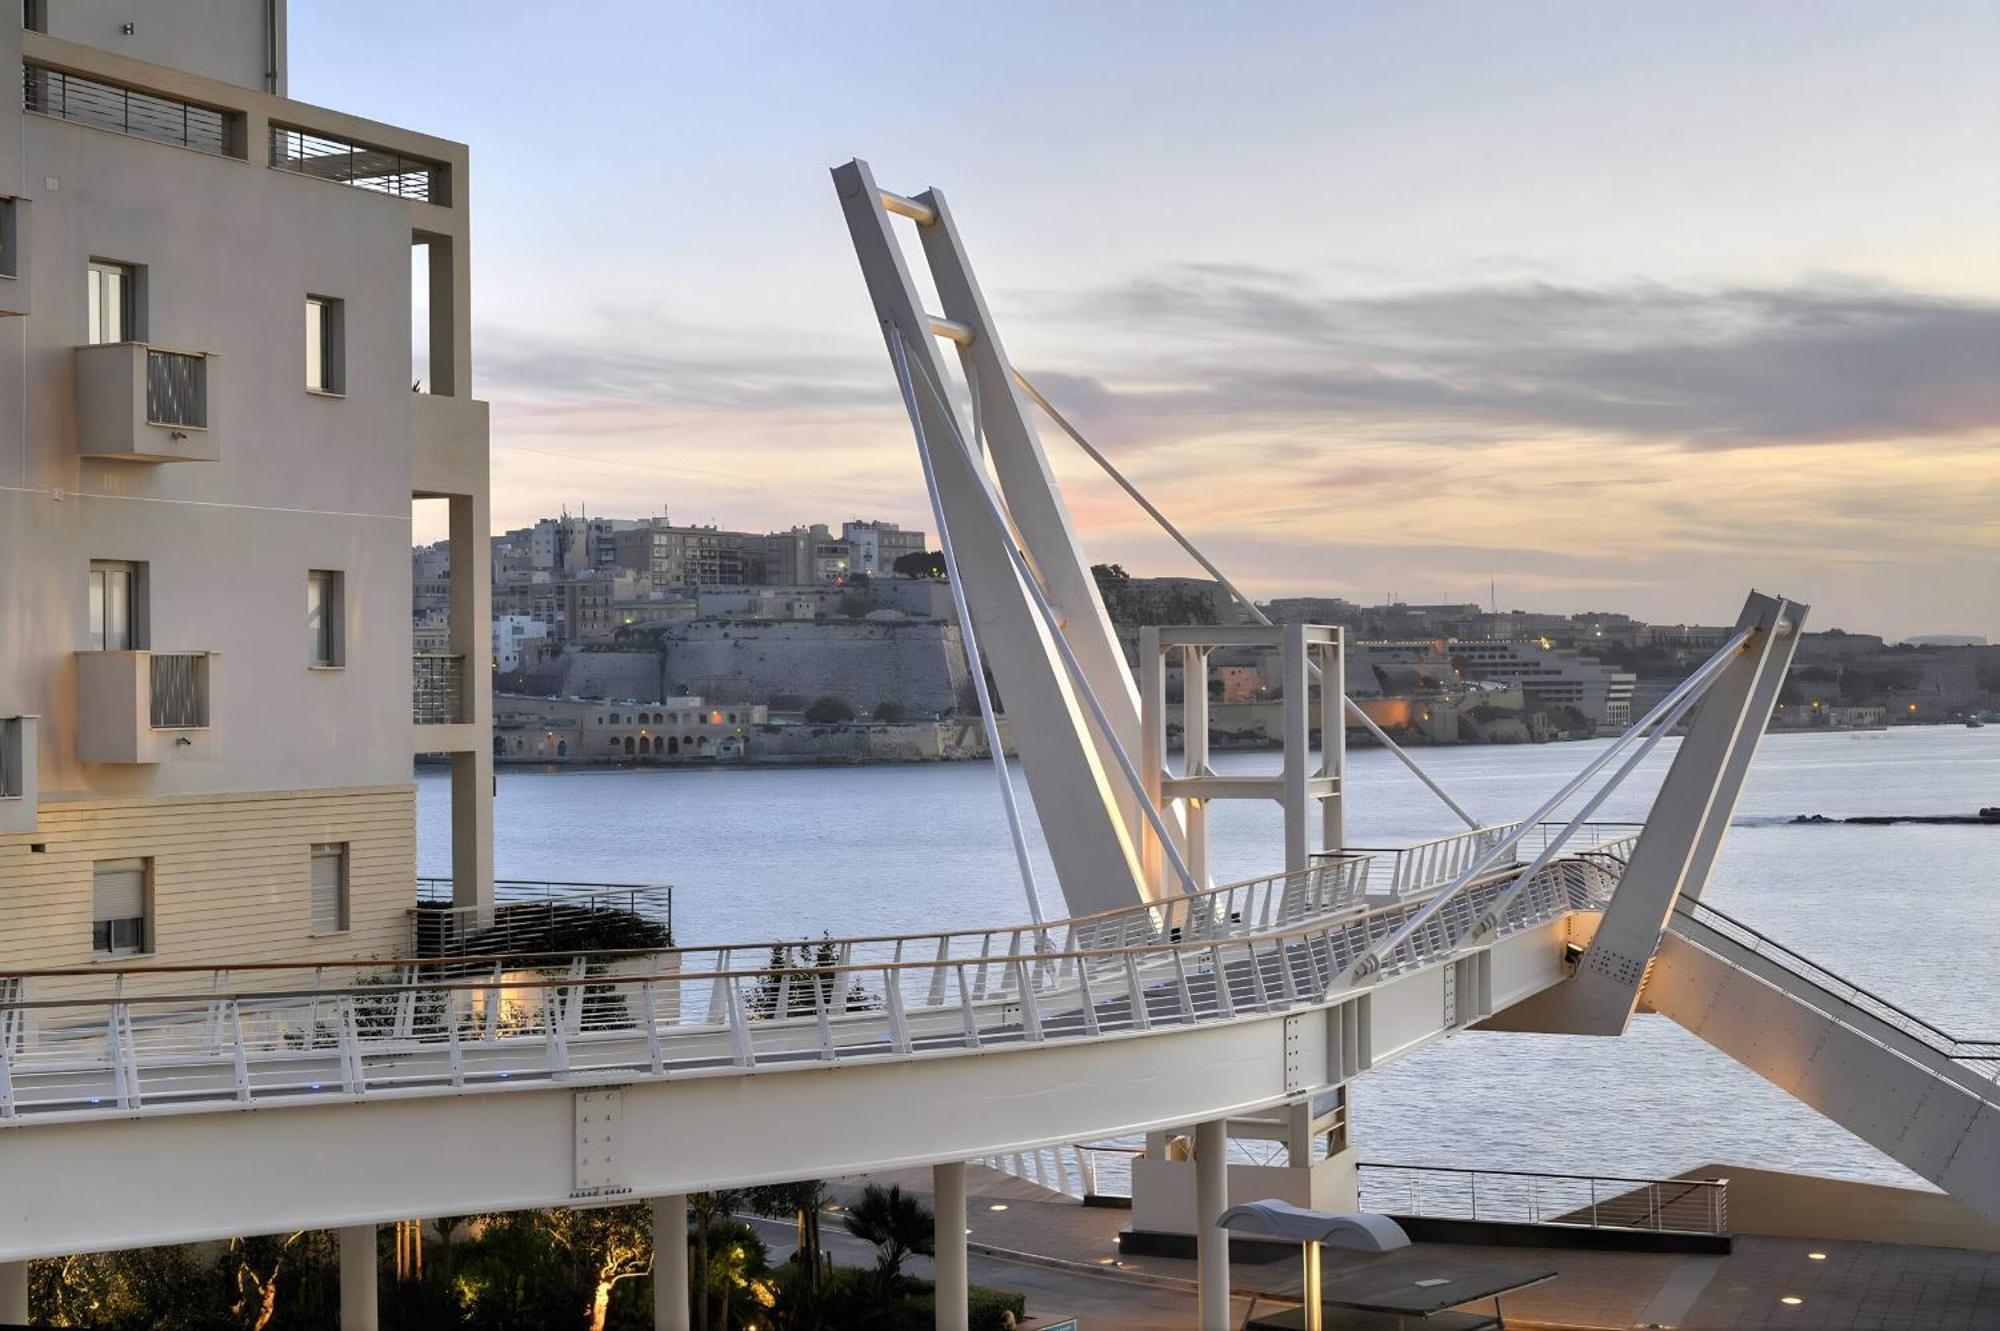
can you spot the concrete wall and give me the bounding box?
[40,0,283,93]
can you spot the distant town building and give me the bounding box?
[492,615,553,672]
[843,519,928,576]
[1450,640,1636,730]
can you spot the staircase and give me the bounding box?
[1651,898,2000,1221]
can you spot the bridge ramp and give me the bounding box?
[1648,900,2000,1222]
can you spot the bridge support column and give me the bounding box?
[338,1225,377,1331]
[0,1260,27,1325]
[652,1194,689,1331]
[934,1162,969,1331]
[1195,1118,1230,1331]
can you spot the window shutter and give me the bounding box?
[311,844,348,932]
[93,859,147,922]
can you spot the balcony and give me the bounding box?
[74,342,220,462]
[412,393,489,496]
[22,63,241,158]
[75,651,218,764]
[0,715,36,835]
[413,652,466,725]
[269,124,446,204]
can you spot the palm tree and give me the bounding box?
[841,1184,933,1283]
[689,1189,745,1331]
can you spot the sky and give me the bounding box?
[292,1,2000,641]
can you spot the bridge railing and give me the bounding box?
[1358,1162,1730,1236]
[1344,824,1520,898]
[0,851,1622,1120]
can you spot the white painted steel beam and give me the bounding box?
[1195,1118,1231,1330]
[654,1194,690,1331]
[834,159,1150,915]
[339,1225,378,1331]
[1555,592,1804,1034]
[1647,922,2000,1221]
[0,921,1572,1261]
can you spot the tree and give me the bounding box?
[893,550,947,579]
[747,1180,831,1295]
[872,701,906,723]
[804,696,855,724]
[534,1206,655,1331]
[688,1190,747,1331]
[841,1184,933,1284]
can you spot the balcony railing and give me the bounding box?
[413,652,465,724]
[22,64,235,156]
[149,653,209,729]
[1358,1162,1730,1236]
[269,125,443,202]
[412,878,675,957]
[145,350,207,429]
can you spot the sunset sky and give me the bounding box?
[294,1,2000,641]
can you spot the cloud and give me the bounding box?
[1017,272,2000,450]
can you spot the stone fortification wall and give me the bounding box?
[659,621,969,714]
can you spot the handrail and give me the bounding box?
[1357,1161,1729,1235]
[1357,1160,1727,1189]
[1675,898,2000,1056]
[0,853,1376,983]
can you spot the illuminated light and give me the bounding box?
[988,1204,1009,1212]
[1807,1252,1827,1261]
[1781,1296,1803,1306]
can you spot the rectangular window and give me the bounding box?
[87,261,135,345]
[22,1,47,33]
[88,560,143,651]
[0,198,17,279]
[310,843,350,934]
[307,569,343,666]
[92,857,152,957]
[306,295,345,394]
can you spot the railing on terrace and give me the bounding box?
[412,653,465,724]
[1676,898,2000,1089]
[148,653,208,729]
[23,64,236,156]
[145,349,208,428]
[1358,1162,1729,1236]
[412,878,674,957]
[269,125,443,202]
[0,850,1624,1120]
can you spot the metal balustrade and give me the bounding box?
[412,653,465,723]
[1345,824,1521,897]
[412,878,675,956]
[1358,1162,1730,1236]
[147,653,208,729]
[269,125,442,201]
[144,349,208,428]
[23,64,235,156]
[0,851,1621,1122]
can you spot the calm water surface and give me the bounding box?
[418,726,2000,1187]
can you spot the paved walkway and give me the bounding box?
[826,1174,2000,1330]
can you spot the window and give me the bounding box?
[310,843,349,934]
[87,261,138,345]
[22,1,46,33]
[0,198,17,280]
[306,296,345,394]
[307,570,344,666]
[87,560,144,651]
[92,858,151,957]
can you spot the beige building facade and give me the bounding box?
[0,2,492,970]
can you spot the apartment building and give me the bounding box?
[0,2,492,969]
[1449,640,1636,730]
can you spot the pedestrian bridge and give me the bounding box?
[0,826,1623,1260]
[2,819,1994,1268]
